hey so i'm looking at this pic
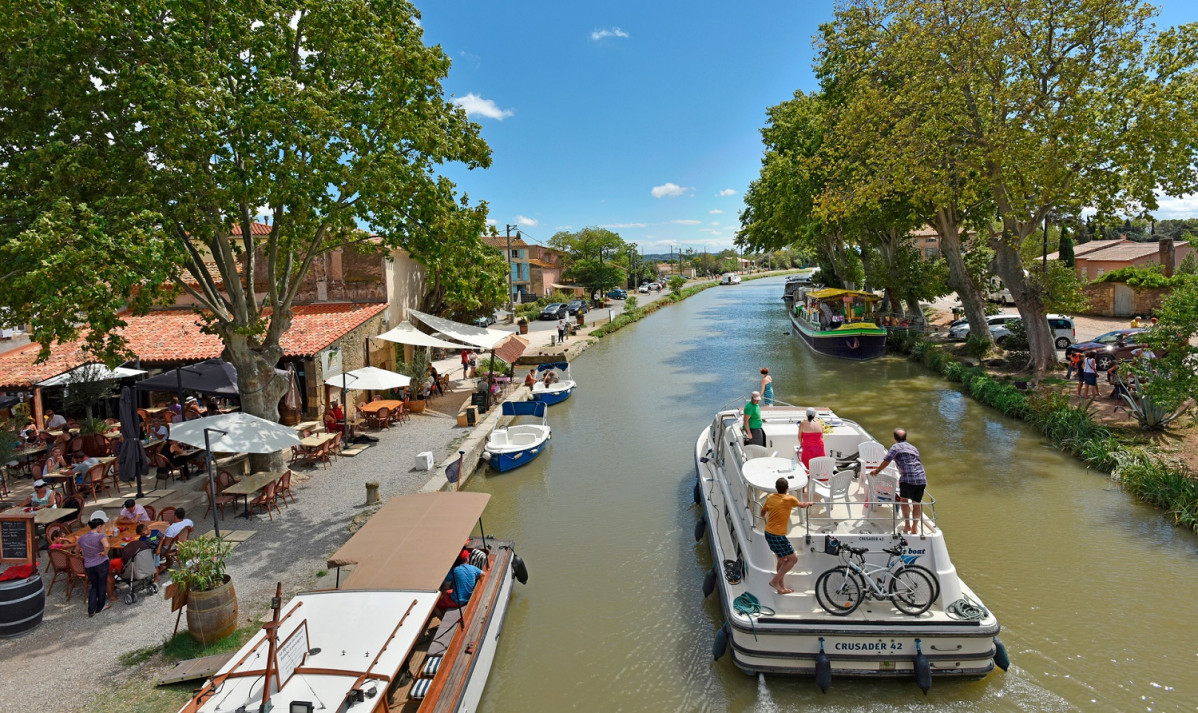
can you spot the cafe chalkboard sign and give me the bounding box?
[0,513,36,566]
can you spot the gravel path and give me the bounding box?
[0,403,466,713]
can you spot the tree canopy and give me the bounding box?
[548,227,628,294]
[0,0,505,423]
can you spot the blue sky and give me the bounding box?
[418,2,1198,255]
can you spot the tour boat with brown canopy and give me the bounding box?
[178,491,527,713]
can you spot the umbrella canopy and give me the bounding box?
[134,358,240,396]
[116,386,149,484]
[407,309,511,350]
[167,412,301,454]
[375,322,466,349]
[38,363,146,387]
[281,364,301,412]
[324,366,410,391]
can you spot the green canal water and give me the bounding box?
[467,276,1198,712]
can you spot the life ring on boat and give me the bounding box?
[846,337,860,350]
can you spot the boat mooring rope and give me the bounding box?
[732,592,776,641]
[946,594,989,621]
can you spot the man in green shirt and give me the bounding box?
[744,390,765,446]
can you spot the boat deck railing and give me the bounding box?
[746,482,940,539]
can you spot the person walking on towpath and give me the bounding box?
[761,477,812,595]
[557,318,567,344]
[744,391,765,447]
[870,428,928,535]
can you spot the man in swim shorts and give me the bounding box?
[760,477,812,595]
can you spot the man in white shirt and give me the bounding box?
[44,409,67,430]
[163,507,195,538]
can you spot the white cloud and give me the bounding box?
[670,219,701,225]
[555,225,573,230]
[250,20,264,30]
[516,215,538,227]
[651,182,689,199]
[603,223,648,229]
[709,209,723,214]
[717,189,736,197]
[1152,193,1198,219]
[453,93,514,120]
[256,204,272,218]
[590,27,630,41]
[485,218,497,227]
[711,221,720,226]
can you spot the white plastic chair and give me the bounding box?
[743,444,774,460]
[812,469,854,519]
[807,456,835,483]
[858,441,888,472]
[866,471,899,515]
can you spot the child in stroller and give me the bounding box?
[114,525,160,605]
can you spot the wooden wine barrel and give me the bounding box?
[186,577,238,644]
[0,572,45,638]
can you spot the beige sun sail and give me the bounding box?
[375,321,468,349]
[328,491,492,591]
[407,308,511,350]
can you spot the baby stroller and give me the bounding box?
[115,547,159,605]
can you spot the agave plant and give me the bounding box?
[1119,388,1187,430]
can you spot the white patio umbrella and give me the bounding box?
[323,366,411,391]
[167,412,301,537]
[38,362,146,387]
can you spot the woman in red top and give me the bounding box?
[798,407,826,469]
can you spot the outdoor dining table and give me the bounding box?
[221,471,280,519]
[60,520,169,552]
[12,444,46,476]
[360,400,403,413]
[1,505,79,526]
[293,420,320,437]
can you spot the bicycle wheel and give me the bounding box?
[900,564,940,603]
[816,568,864,616]
[889,567,936,615]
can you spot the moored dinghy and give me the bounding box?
[530,361,576,404]
[178,492,527,713]
[484,401,551,472]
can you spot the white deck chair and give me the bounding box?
[865,471,899,516]
[858,441,888,472]
[806,456,835,483]
[742,444,775,460]
[811,469,854,520]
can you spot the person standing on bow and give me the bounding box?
[870,428,928,535]
[798,407,826,469]
[759,368,775,406]
[743,391,765,447]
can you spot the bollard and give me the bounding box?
[365,481,380,505]
[550,335,556,346]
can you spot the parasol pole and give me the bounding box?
[203,427,227,538]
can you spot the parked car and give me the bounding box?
[1065,328,1149,371]
[539,303,569,320]
[990,314,1076,349]
[472,313,497,328]
[948,314,1021,341]
[637,284,650,293]
[606,288,628,300]
[648,282,662,291]
[566,299,589,315]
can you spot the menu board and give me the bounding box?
[0,515,35,565]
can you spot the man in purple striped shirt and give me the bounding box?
[870,428,927,535]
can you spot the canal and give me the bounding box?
[468,276,1198,712]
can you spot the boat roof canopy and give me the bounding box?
[807,288,881,302]
[328,492,491,591]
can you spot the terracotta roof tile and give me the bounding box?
[0,302,387,389]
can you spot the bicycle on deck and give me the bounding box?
[815,536,939,616]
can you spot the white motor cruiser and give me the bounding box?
[693,403,1004,690]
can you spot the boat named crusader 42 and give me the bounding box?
[790,288,887,360]
[530,361,575,405]
[693,404,1005,690]
[178,492,528,713]
[484,401,551,473]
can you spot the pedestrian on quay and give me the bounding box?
[870,428,928,535]
[1082,353,1099,398]
[524,369,536,389]
[743,391,765,447]
[1065,351,1079,380]
[78,512,112,617]
[557,319,567,344]
[461,349,470,379]
[760,477,812,595]
[760,367,775,406]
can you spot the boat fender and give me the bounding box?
[702,566,716,598]
[712,622,730,661]
[693,479,702,505]
[993,636,1010,671]
[482,451,492,460]
[913,638,932,695]
[814,637,832,693]
[694,517,706,542]
[512,555,529,585]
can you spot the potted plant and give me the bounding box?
[517,317,529,335]
[77,417,111,457]
[400,348,431,414]
[173,537,239,644]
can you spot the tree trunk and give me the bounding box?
[223,334,289,473]
[990,233,1056,375]
[904,296,926,328]
[933,209,990,344]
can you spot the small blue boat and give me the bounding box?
[484,401,552,472]
[531,362,576,405]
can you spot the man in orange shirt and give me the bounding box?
[760,477,812,595]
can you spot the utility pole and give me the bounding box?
[505,224,517,322]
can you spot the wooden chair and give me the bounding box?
[204,479,236,519]
[276,470,295,508]
[250,481,280,521]
[78,462,110,502]
[152,452,184,483]
[45,548,78,599]
[43,523,69,571]
[103,458,120,491]
[216,470,236,491]
[61,496,86,532]
[367,407,390,430]
[158,506,178,524]
[58,551,89,601]
[143,505,156,521]
[330,432,343,459]
[176,525,193,543]
[156,535,178,575]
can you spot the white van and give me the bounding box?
[991,314,1076,349]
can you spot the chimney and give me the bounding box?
[1159,238,1175,277]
